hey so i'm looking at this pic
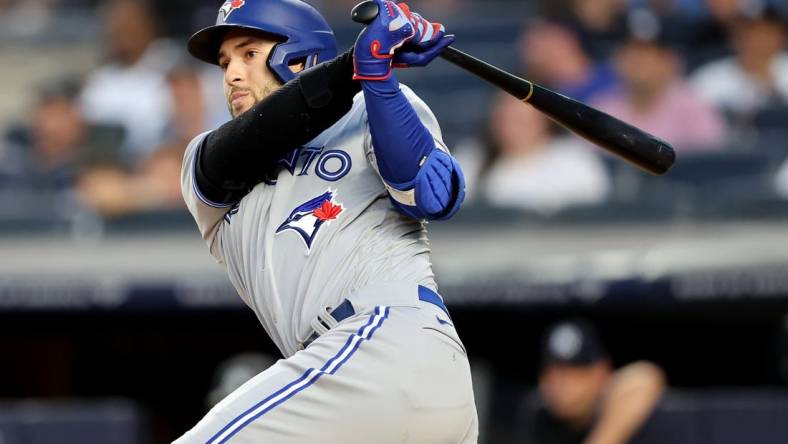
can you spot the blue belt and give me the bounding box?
[301,285,449,349]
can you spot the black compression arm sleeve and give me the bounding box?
[195,49,360,205]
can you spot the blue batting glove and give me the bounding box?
[393,5,452,68]
[353,0,415,81]
[399,6,444,47]
[394,34,455,68]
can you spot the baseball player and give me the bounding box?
[177,0,477,442]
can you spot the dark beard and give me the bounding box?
[227,82,279,118]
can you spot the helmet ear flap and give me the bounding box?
[268,43,320,83]
[268,43,296,83]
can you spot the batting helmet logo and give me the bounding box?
[218,0,246,22]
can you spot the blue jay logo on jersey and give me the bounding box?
[276,190,344,253]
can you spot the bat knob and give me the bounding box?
[351,1,380,24]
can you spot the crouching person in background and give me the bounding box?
[516,320,666,444]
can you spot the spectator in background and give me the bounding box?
[520,20,619,103]
[0,78,122,193]
[164,64,212,148]
[461,92,610,214]
[592,9,727,151]
[75,141,185,216]
[690,3,788,120]
[516,320,666,444]
[542,0,630,60]
[75,64,208,217]
[704,0,746,25]
[683,0,743,66]
[80,0,178,165]
[626,0,715,69]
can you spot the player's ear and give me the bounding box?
[288,57,307,75]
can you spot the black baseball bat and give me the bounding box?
[351,1,676,175]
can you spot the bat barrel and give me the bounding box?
[441,47,675,175]
[529,85,676,175]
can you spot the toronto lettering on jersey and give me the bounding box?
[224,146,351,225]
[263,146,352,185]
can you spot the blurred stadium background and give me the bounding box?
[2,0,788,442]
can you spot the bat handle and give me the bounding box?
[352,1,380,24]
[440,46,535,102]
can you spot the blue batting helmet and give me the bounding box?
[188,0,337,83]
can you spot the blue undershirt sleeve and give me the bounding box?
[361,75,434,184]
[362,75,466,220]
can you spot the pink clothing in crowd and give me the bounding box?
[591,82,727,151]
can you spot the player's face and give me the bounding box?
[218,30,281,118]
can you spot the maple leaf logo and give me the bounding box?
[313,200,343,221]
[230,0,244,8]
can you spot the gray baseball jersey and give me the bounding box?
[182,85,442,357]
[178,83,478,444]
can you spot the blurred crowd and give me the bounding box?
[460,0,788,214]
[1,0,787,219]
[0,0,222,218]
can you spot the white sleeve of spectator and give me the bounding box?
[181,131,228,264]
